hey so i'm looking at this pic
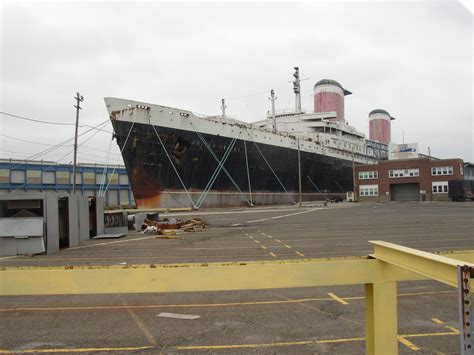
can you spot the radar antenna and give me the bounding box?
[220,98,227,117]
[269,89,277,133]
[293,67,302,112]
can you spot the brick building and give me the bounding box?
[355,158,465,202]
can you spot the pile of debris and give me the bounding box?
[140,217,208,235]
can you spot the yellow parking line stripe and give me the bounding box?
[397,290,455,297]
[430,318,459,333]
[0,297,336,313]
[0,256,17,260]
[315,337,365,344]
[274,239,282,243]
[1,330,459,353]
[270,252,277,258]
[332,290,455,301]
[176,337,364,350]
[444,326,459,334]
[123,302,158,346]
[284,244,292,249]
[403,331,458,338]
[0,346,154,353]
[0,290,458,314]
[1,330,458,354]
[177,330,459,351]
[296,251,305,257]
[327,293,348,305]
[398,336,421,351]
[261,245,267,250]
[66,236,157,250]
[179,340,298,350]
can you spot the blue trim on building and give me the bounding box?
[0,160,134,207]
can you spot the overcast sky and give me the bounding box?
[1,0,472,165]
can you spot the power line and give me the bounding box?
[0,127,111,149]
[78,150,117,160]
[6,120,110,171]
[11,147,77,192]
[0,111,113,134]
[2,122,119,167]
[83,124,113,134]
[0,149,37,156]
[0,111,76,126]
[0,133,63,147]
[80,145,120,156]
[75,158,124,166]
[0,149,75,158]
[0,120,110,148]
[225,90,271,101]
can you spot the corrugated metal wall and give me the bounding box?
[0,160,134,207]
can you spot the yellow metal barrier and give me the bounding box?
[1,241,474,354]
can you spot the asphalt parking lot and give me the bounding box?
[1,201,473,353]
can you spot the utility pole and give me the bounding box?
[293,67,302,112]
[72,92,84,194]
[220,98,227,118]
[298,138,302,207]
[269,90,277,133]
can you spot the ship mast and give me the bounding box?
[220,98,227,118]
[293,67,302,113]
[269,89,277,133]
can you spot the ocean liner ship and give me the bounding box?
[105,68,388,208]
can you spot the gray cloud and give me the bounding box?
[1,1,472,164]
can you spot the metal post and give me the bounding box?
[243,140,253,206]
[72,92,84,194]
[297,138,302,207]
[457,265,474,354]
[352,148,357,202]
[365,282,398,355]
[269,90,277,133]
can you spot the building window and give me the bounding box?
[42,171,55,184]
[432,181,448,193]
[431,166,453,176]
[389,169,419,178]
[359,184,379,197]
[119,174,129,185]
[359,171,378,180]
[10,170,26,184]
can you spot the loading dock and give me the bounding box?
[390,183,420,202]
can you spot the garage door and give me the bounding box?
[390,183,420,202]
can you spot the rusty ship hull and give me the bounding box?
[105,97,366,209]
